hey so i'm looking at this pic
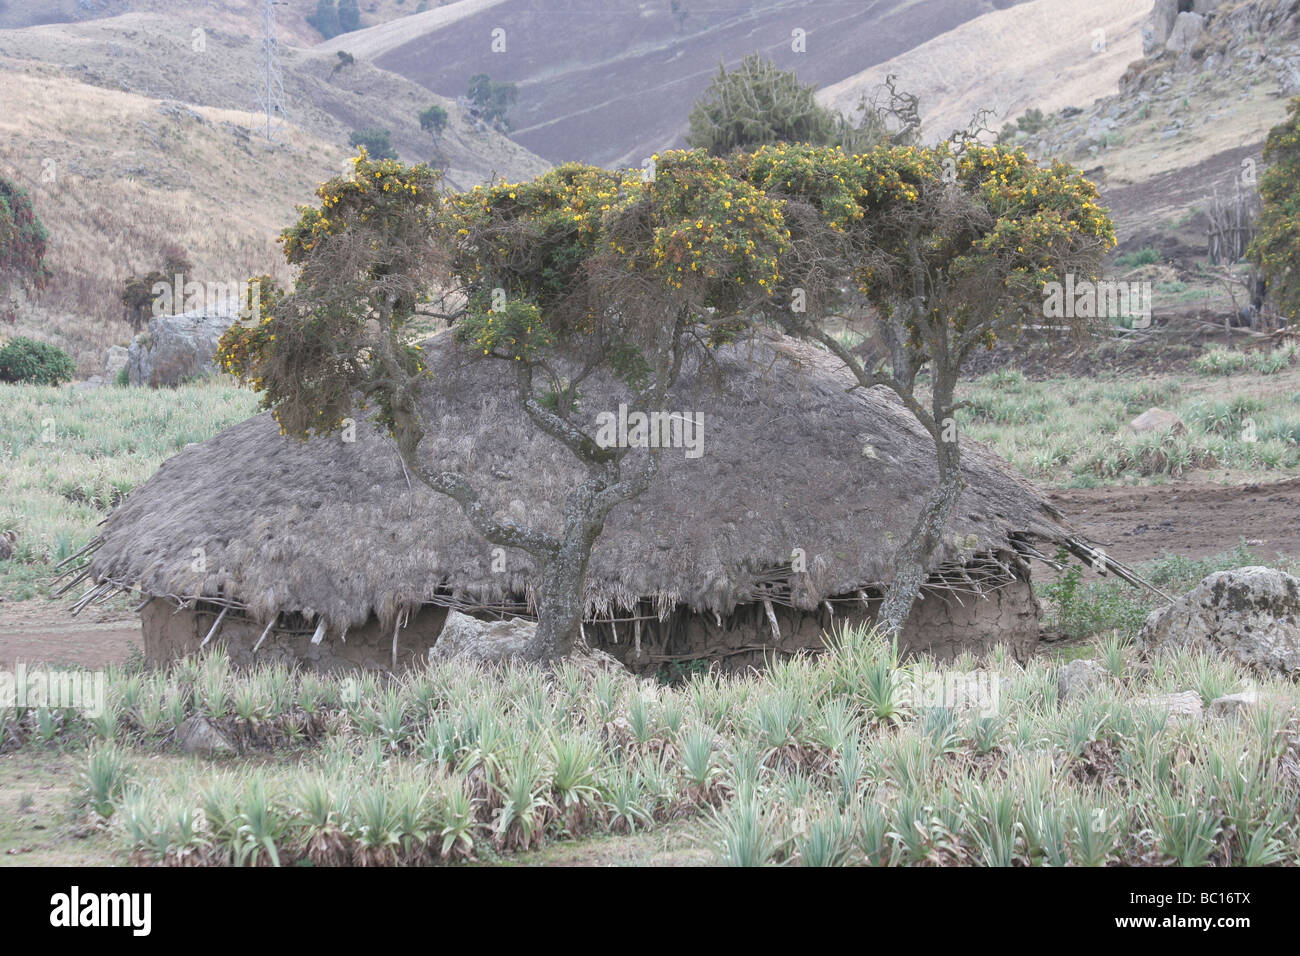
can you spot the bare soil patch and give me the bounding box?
[1049,477,1300,565]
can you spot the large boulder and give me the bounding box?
[1166,12,1207,54]
[1129,407,1186,436]
[127,296,242,387]
[428,611,543,665]
[1138,567,1300,677]
[428,610,623,672]
[104,345,129,381]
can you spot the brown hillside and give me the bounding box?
[341,0,1033,167]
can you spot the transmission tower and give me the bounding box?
[256,0,288,144]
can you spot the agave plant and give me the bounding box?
[234,776,289,867]
[494,745,553,852]
[80,744,130,818]
[710,793,777,867]
[434,775,477,862]
[1149,791,1222,867]
[681,723,722,806]
[548,733,603,832]
[347,784,401,865]
[793,808,854,867]
[1068,799,1118,867]
[601,766,652,835]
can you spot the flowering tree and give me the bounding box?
[218,150,787,660]
[0,175,50,314]
[1248,97,1300,320]
[735,141,1115,635]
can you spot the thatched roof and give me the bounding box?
[84,329,1082,632]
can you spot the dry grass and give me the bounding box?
[0,62,353,373]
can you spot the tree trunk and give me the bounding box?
[529,539,593,660]
[876,404,965,640]
[522,470,625,661]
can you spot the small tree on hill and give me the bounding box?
[466,74,518,129]
[121,246,192,331]
[0,175,50,318]
[308,0,341,40]
[687,55,839,156]
[217,150,787,660]
[737,140,1115,634]
[1248,97,1300,320]
[348,127,397,160]
[419,103,449,150]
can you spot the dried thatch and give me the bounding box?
[85,329,1089,638]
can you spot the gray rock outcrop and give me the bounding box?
[1138,567,1300,677]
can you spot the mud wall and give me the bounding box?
[141,600,449,673]
[140,575,1040,673]
[591,577,1041,674]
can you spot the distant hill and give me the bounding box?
[337,0,1032,168]
[1007,0,1297,249]
[818,0,1146,145]
[0,9,549,372]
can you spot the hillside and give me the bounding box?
[1010,0,1298,247]
[0,10,549,373]
[817,0,1146,145]
[0,0,430,44]
[336,0,1033,167]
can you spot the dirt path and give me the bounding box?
[0,607,140,669]
[1049,477,1300,565]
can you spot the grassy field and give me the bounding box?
[0,380,258,602]
[957,349,1300,486]
[2,623,1297,867]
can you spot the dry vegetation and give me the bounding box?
[0,62,353,372]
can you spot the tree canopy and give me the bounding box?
[1249,97,1300,320]
[686,55,840,156]
[0,175,50,306]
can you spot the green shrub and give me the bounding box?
[348,128,397,161]
[1114,246,1161,269]
[0,337,76,385]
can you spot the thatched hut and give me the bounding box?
[73,330,1110,672]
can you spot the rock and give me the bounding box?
[1138,567,1300,677]
[1133,690,1204,723]
[104,345,128,381]
[1129,407,1186,436]
[1058,659,1108,701]
[429,611,542,665]
[127,295,244,387]
[1144,0,1181,53]
[1208,690,1258,718]
[428,610,624,671]
[176,715,236,755]
[1166,12,1206,54]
